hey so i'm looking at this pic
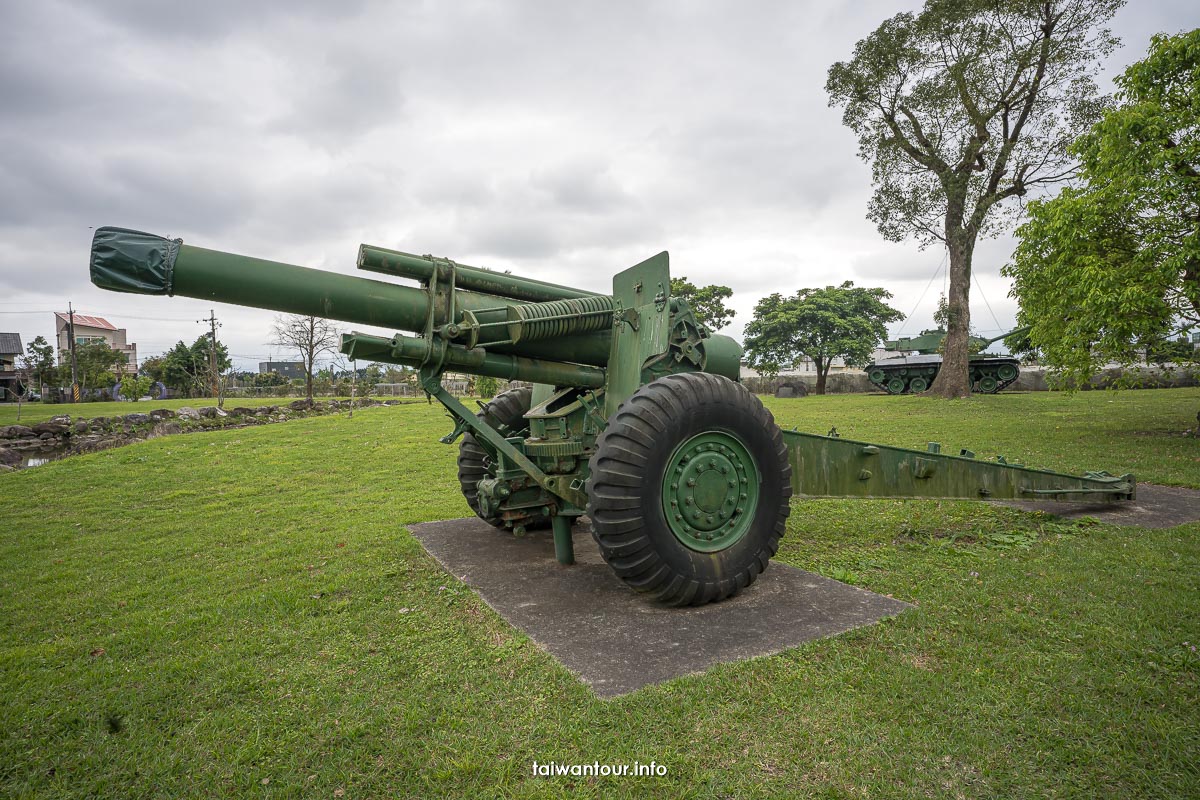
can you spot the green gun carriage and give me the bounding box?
[90,227,1135,605]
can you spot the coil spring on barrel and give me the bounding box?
[507,295,615,342]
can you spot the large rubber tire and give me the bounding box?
[457,387,534,527]
[586,372,792,606]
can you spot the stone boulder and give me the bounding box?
[150,422,183,437]
[230,407,255,417]
[0,425,35,439]
[0,448,20,466]
[176,407,201,420]
[149,408,176,421]
[32,422,69,436]
[124,413,151,425]
[289,399,313,411]
[775,381,809,399]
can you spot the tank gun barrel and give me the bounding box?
[982,325,1032,348]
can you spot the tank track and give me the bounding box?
[866,355,1022,395]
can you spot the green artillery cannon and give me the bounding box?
[90,227,1135,606]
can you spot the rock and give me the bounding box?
[149,408,176,421]
[215,407,228,417]
[289,399,313,411]
[176,407,201,420]
[150,422,182,437]
[124,413,151,425]
[0,425,33,438]
[0,463,14,472]
[38,432,56,440]
[74,420,89,433]
[49,415,71,425]
[32,422,69,436]
[0,448,20,466]
[230,407,255,417]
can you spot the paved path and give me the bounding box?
[409,517,909,698]
[1000,483,1200,529]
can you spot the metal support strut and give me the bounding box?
[551,515,575,566]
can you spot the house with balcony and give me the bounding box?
[0,332,22,400]
[54,313,137,375]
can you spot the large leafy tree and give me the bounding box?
[62,341,128,394]
[1005,29,1200,386]
[21,336,56,390]
[270,314,342,402]
[670,277,735,331]
[826,0,1122,397]
[743,282,904,394]
[158,335,231,396]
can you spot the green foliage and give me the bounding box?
[826,0,1122,394]
[670,277,735,331]
[476,375,499,399]
[138,355,165,383]
[743,282,903,393]
[251,371,288,388]
[20,336,55,389]
[159,335,231,395]
[1006,29,1200,387]
[62,341,128,393]
[118,374,152,402]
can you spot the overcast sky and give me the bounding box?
[2,0,1196,371]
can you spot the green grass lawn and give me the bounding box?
[2,389,1197,798]
[0,396,397,427]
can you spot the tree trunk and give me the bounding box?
[930,224,976,398]
[815,358,828,395]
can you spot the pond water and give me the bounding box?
[17,446,71,468]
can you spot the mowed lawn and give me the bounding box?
[0,396,397,427]
[1,388,1197,798]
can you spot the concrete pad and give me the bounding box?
[1000,483,1200,529]
[408,518,910,698]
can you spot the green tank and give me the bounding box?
[866,327,1029,395]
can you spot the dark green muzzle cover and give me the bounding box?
[90,226,182,296]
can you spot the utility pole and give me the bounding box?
[198,310,221,407]
[67,302,80,403]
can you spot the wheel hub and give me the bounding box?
[662,432,759,552]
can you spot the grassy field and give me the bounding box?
[0,396,400,427]
[2,388,1197,798]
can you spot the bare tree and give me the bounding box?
[269,315,342,403]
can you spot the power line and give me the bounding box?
[894,250,948,338]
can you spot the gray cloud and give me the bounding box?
[1,0,1196,369]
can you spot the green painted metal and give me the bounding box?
[882,325,1031,355]
[783,430,1135,502]
[358,244,600,303]
[343,332,607,388]
[90,227,612,367]
[661,432,760,552]
[551,515,575,565]
[89,225,1137,606]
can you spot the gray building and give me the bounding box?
[258,361,306,380]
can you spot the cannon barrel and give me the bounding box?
[358,244,599,304]
[89,226,612,368]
